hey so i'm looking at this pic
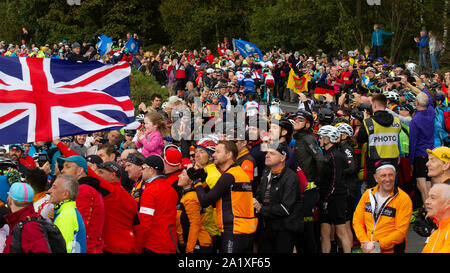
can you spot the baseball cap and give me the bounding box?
[8,182,34,202]
[9,144,24,153]
[98,161,122,177]
[427,147,450,163]
[57,155,88,174]
[143,155,165,172]
[86,155,103,166]
[72,42,81,49]
[163,145,182,167]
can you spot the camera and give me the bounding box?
[357,103,373,115]
[429,81,442,89]
[34,152,50,167]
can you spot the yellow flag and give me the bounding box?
[286,68,311,93]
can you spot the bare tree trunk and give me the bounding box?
[444,0,449,51]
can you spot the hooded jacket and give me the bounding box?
[76,176,106,253]
[357,110,399,161]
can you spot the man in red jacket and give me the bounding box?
[20,143,36,170]
[139,155,178,253]
[3,182,51,253]
[95,161,143,253]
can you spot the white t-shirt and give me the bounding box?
[374,192,390,215]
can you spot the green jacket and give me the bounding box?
[399,123,409,157]
[54,200,87,253]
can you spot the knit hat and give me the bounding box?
[8,182,34,202]
[163,145,182,167]
[267,142,290,160]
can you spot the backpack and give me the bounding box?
[436,39,443,54]
[11,216,67,253]
[443,110,450,133]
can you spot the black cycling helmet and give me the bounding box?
[351,107,364,122]
[318,108,335,125]
[332,117,349,126]
[295,109,314,126]
[273,117,293,140]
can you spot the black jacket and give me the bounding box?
[293,130,325,183]
[338,141,359,199]
[66,52,89,63]
[255,167,303,233]
[318,144,347,201]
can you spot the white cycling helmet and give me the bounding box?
[317,125,340,143]
[407,62,417,72]
[386,91,400,103]
[271,98,281,106]
[335,123,354,137]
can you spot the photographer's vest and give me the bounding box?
[216,165,258,235]
[363,116,401,161]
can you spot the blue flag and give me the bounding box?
[362,75,373,88]
[125,37,138,55]
[233,39,263,60]
[96,34,113,56]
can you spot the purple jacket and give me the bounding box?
[409,88,435,164]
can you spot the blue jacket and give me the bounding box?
[417,35,429,50]
[409,89,435,164]
[238,77,255,94]
[434,98,450,148]
[371,29,393,46]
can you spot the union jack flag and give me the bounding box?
[0,55,134,145]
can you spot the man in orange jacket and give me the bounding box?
[352,161,413,253]
[422,183,450,253]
